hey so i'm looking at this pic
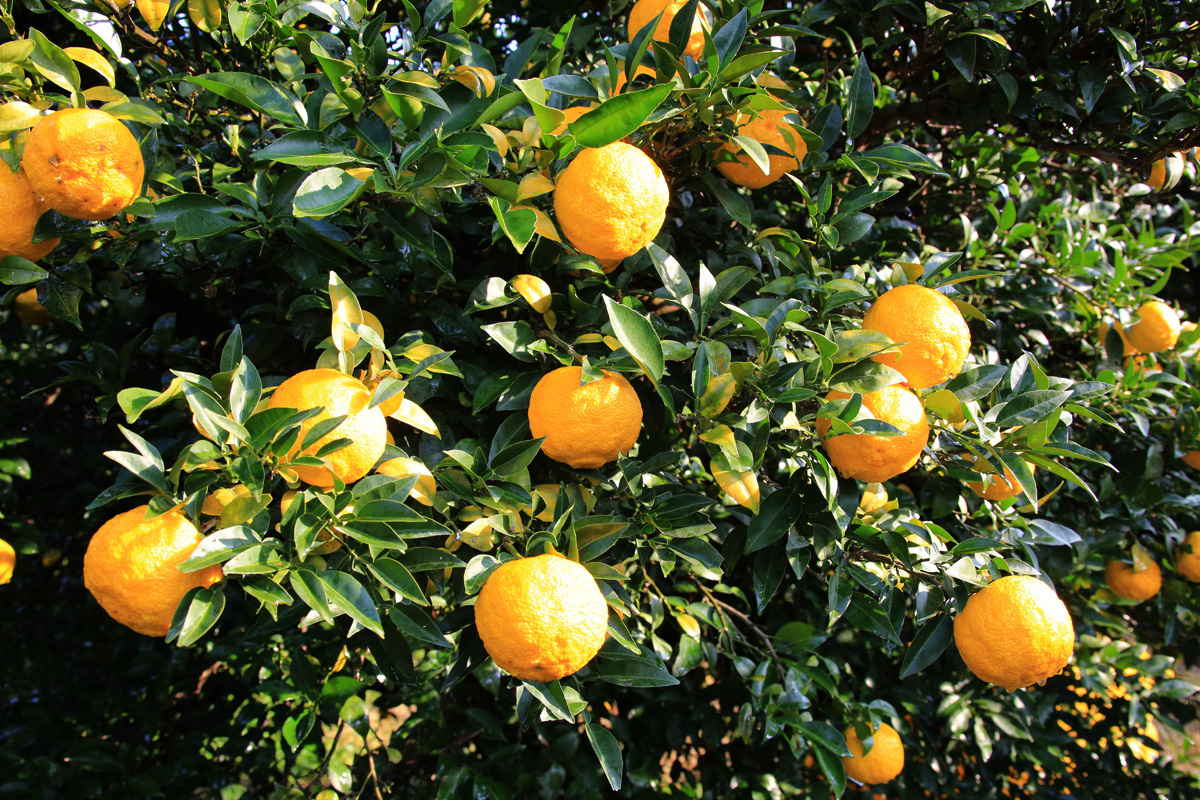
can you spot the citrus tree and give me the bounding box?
[2,0,1200,798]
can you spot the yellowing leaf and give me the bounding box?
[676,613,701,639]
[187,0,222,32]
[1131,543,1155,573]
[136,0,171,31]
[480,122,509,158]
[699,424,739,458]
[512,274,552,313]
[602,335,623,352]
[573,333,605,345]
[404,342,443,362]
[450,65,496,98]
[698,373,736,418]
[899,261,923,281]
[712,461,760,513]
[63,47,115,87]
[344,167,374,182]
[392,398,439,437]
[82,86,127,104]
[516,172,555,203]
[511,204,561,242]
[329,271,363,354]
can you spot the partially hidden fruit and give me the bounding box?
[627,0,709,60]
[201,484,250,516]
[528,366,643,469]
[0,166,59,262]
[1176,532,1200,582]
[267,368,388,487]
[1183,451,1200,470]
[83,505,223,636]
[862,284,971,389]
[1106,557,1162,603]
[474,553,609,680]
[1147,158,1166,189]
[548,105,594,136]
[22,108,145,221]
[13,288,48,326]
[967,460,1033,501]
[553,142,669,264]
[842,722,905,785]
[376,456,437,506]
[953,574,1075,691]
[816,386,930,483]
[0,538,14,584]
[716,108,807,189]
[1125,300,1180,354]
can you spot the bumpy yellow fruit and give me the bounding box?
[953,575,1075,691]
[553,142,669,264]
[22,108,145,221]
[1125,300,1180,354]
[474,553,609,680]
[267,368,388,487]
[816,386,930,483]
[627,0,709,60]
[863,284,971,389]
[83,505,223,636]
[0,166,59,262]
[842,722,905,785]
[528,366,643,469]
[1106,558,1162,602]
[716,109,807,189]
[1176,532,1200,582]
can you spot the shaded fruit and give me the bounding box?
[0,167,59,262]
[716,108,806,188]
[842,722,905,785]
[1106,558,1162,602]
[816,386,930,483]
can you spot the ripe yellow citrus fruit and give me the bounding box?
[22,108,145,221]
[528,366,643,469]
[627,0,709,60]
[842,722,905,785]
[1183,451,1200,470]
[953,575,1075,691]
[376,456,437,506]
[553,142,669,264]
[1125,300,1180,354]
[0,537,14,584]
[716,109,807,189]
[474,553,609,681]
[548,105,594,136]
[13,287,49,326]
[1176,532,1200,582]
[83,505,223,636]
[1106,558,1162,602]
[267,368,388,487]
[862,284,971,389]
[1147,158,1166,189]
[816,386,930,483]
[967,460,1033,501]
[0,166,59,262]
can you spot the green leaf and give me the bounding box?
[570,84,673,148]
[367,557,429,605]
[488,198,537,254]
[317,571,384,636]
[188,73,307,128]
[521,680,574,722]
[251,131,360,167]
[861,143,945,174]
[388,604,453,649]
[846,55,874,139]
[293,168,368,219]
[586,724,623,791]
[603,296,664,385]
[993,390,1071,428]
[180,526,261,571]
[946,365,1006,403]
[0,257,49,286]
[592,647,679,687]
[29,29,81,93]
[452,0,487,27]
[898,615,954,679]
[745,487,802,553]
[168,586,226,647]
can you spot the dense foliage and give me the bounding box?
[1,0,1199,798]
